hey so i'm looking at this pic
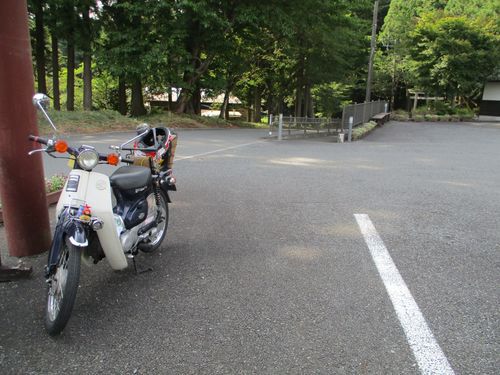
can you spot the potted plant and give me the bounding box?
[45,174,67,205]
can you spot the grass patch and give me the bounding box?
[352,121,377,140]
[37,109,265,135]
[38,109,138,135]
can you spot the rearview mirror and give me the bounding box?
[32,93,50,110]
[32,93,57,133]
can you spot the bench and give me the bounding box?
[371,112,391,125]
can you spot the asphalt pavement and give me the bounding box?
[1,122,499,373]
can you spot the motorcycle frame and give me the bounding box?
[52,169,128,273]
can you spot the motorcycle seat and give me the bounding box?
[110,166,152,190]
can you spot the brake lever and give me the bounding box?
[28,142,56,156]
[28,148,48,156]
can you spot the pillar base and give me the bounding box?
[0,264,32,282]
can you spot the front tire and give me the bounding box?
[138,191,169,253]
[45,237,81,336]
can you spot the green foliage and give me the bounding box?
[31,0,379,116]
[352,121,377,140]
[409,14,500,98]
[311,82,352,118]
[376,0,500,108]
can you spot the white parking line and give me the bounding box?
[354,214,455,375]
[176,141,264,161]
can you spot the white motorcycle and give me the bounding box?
[29,94,176,336]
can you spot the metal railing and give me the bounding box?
[268,100,388,142]
[269,115,341,140]
[341,100,388,141]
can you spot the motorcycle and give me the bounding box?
[29,93,176,336]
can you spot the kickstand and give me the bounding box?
[132,256,153,275]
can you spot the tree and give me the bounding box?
[79,0,95,110]
[311,82,352,118]
[28,0,397,118]
[57,0,78,111]
[409,13,500,104]
[46,0,61,110]
[100,0,145,116]
[29,0,48,94]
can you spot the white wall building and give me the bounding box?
[479,81,500,121]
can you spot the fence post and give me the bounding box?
[269,114,273,136]
[353,104,357,127]
[348,116,354,142]
[341,106,346,132]
[278,113,283,141]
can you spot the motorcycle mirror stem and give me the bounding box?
[32,93,58,134]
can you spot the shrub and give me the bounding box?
[352,121,377,140]
[45,174,67,193]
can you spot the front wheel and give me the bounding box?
[45,237,81,336]
[138,191,169,253]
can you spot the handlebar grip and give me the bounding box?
[28,135,48,145]
[121,158,134,164]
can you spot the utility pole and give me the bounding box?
[365,0,379,102]
[0,0,52,280]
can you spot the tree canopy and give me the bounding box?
[29,0,500,117]
[376,0,500,109]
[29,0,374,118]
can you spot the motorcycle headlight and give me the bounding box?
[77,149,99,170]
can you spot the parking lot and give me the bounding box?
[1,121,499,373]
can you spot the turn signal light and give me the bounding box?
[107,153,119,166]
[54,140,68,153]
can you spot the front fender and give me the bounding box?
[46,212,87,277]
[67,220,88,247]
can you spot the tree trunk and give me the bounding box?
[130,78,146,116]
[254,87,262,123]
[303,84,309,118]
[247,90,253,122]
[192,85,201,115]
[304,83,314,117]
[175,16,213,115]
[51,34,60,110]
[168,87,173,111]
[308,90,314,118]
[83,53,92,110]
[267,93,274,125]
[295,85,303,118]
[82,5,92,110]
[295,56,305,117]
[34,0,47,94]
[219,87,231,119]
[176,89,189,114]
[66,40,75,111]
[118,75,127,115]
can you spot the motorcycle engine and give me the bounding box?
[116,193,157,253]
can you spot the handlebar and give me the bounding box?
[29,135,49,145]
[29,135,141,167]
[121,157,135,164]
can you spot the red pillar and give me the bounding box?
[0,0,51,258]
